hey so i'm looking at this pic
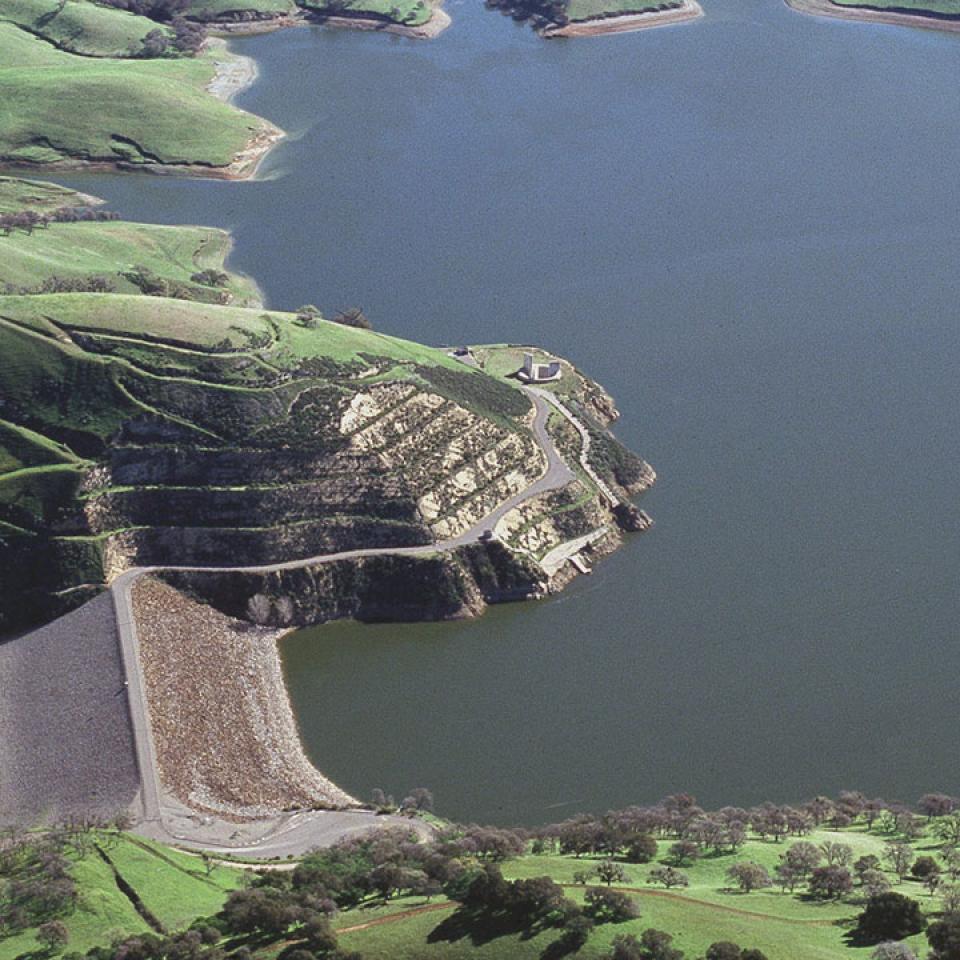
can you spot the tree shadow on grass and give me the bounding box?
[427,907,548,948]
[427,907,580,960]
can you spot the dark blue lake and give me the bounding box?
[60,0,960,824]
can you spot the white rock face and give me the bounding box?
[338,381,546,539]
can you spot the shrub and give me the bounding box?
[584,887,639,924]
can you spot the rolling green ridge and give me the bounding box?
[564,0,681,23]
[0,18,269,172]
[0,0,173,58]
[0,175,96,214]
[1,225,261,303]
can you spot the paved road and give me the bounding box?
[526,386,619,507]
[113,389,576,857]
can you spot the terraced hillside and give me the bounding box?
[0,179,651,631]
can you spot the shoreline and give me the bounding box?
[205,36,260,105]
[785,0,960,31]
[208,4,451,40]
[541,0,702,38]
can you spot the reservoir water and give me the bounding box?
[60,0,960,824]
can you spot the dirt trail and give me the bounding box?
[562,883,838,926]
[338,903,452,934]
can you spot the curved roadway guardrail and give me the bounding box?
[112,389,579,855]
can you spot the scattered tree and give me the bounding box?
[726,862,772,894]
[870,944,918,960]
[927,913,960,960]
[400,788,434,813]
[884,842,914,883]
[596,860,629,887]
[36,921,69,954]
[808,865,853,900]
[647,867,689,890]
[819,841,853,867]
[855,891,927,944]
[584,887,639,923]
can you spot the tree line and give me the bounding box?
[0,206,119,237]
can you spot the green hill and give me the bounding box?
[0,17,274,175]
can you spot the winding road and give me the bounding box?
[115,389,582,857]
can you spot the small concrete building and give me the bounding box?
[518,352,562,383]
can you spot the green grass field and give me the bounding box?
[0,216,261,306]
[0,23,268,170]
[0,0,171,57]
[190,0,298,16]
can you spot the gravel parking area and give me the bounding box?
[0,593,140,826]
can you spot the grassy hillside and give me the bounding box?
[0,176,260,300]
[0,0,173,57]
[0,833,245,960]
[0,175,96,214]
[188,0,299,15]
[297,0,435,26]
[563,0,681,22]
[0,21,271,172]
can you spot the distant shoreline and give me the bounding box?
[541,0,702,38]
[785,0,960,32]
[0,41,282,182]
[208,3,451,40]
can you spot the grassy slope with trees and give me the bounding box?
[0,0,174,57]
[4,792,960,960]
[483,0,686,33]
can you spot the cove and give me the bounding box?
[57,0,960,825]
